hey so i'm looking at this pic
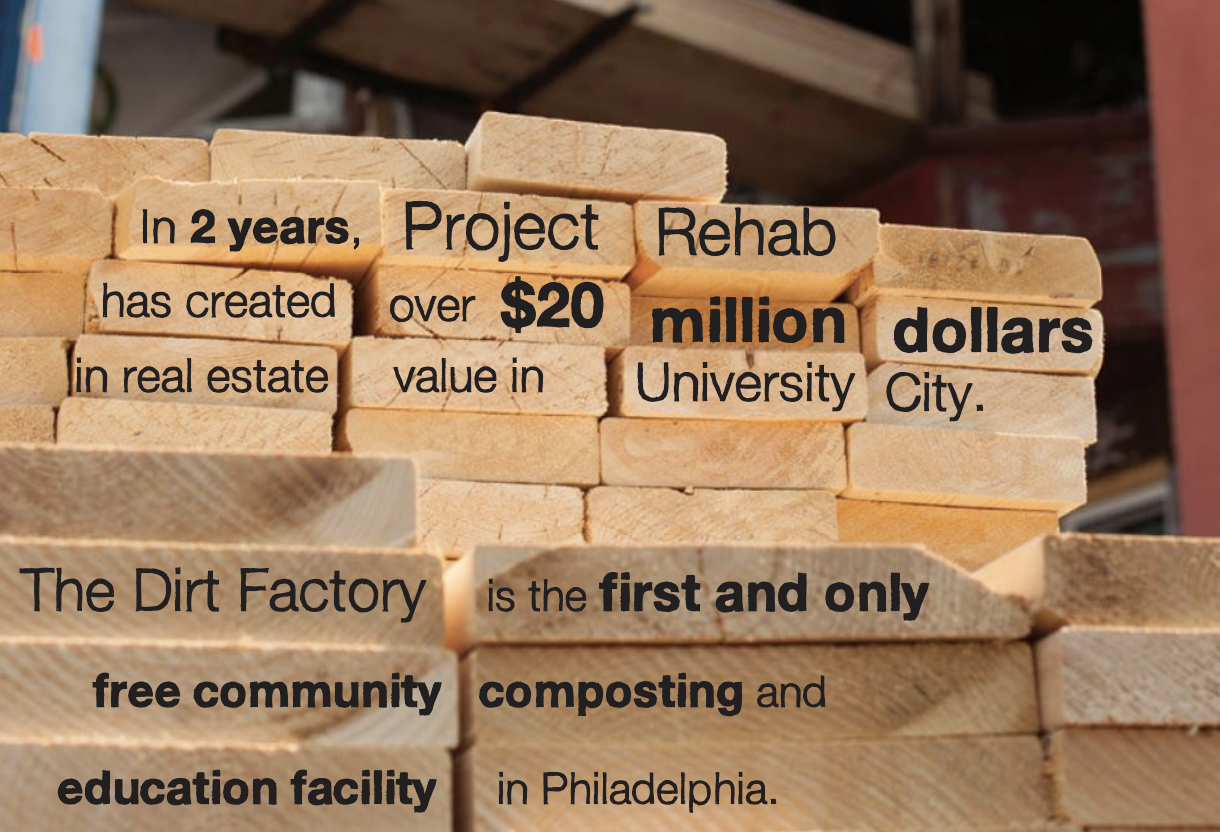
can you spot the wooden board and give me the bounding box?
[465,112,726,202]
[0,271,84,337]
[0,187,111,273]
[211,129,465,189]
[0,337,66,405]
[57,399,334,454]
[1039,627,1220,730]
[0,444,416,547]
[460,736,1050,831]
[419,479,584,558]
[600,417,846,490]
[586,487,838,546]
[0,741,450,830]
[114,177,382,282]
[444,544,1030,651]
[845,424,1087,514]
[848,225,1102,307]
[0,640,455,748]
[342,337,606,416]
[631,296,860,352]
[860,297,1105,376]
[0,133,208,195]
[359,265,630,346]
[609,346,867,421]
[867,362,1097,442]
[463,642,1037,744]
[87,261,353,348]
[974,533,1220,632]
[339,410,599,486]
[0,406,53,442]
[630,203,878,301]
[0,538,443,645]
[71,333,339,413]
[836,499,1058,572]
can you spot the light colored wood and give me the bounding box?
[837,499,1058,572]
[342,337,606,416]
[380,188,634,278]
[867,362,1097,442]
[419,479,584,559]
[114,177,382,282]
[444,544,1030,651]
[0,639,455,747]
[460,737,1049,831]
[861,297,1105,376]
[0,538,443,645]
[86,261,353,348]
[1051,729,1220,827]
[0,444,416,547]
[0,337,66,405]
[600,417,846,490]
[609,346,866,421]
[849,225,1102,307]
[463,641,1037,744]
[0,741,450,830]
[0,133,207,195]
[0,186,111,273]
[630,203,878,301]
[339,410,598,486]
[71,333,339,413]
[975,534,1220,632]
[465,112,726,202]
[57,399,334,454]
[631,296,860,352]
[0,406,53,442]
[0,271,84,336]
[359,265,630,346]
[211,129,465,189]
[586,486,837,546]
[845,424,1087,514]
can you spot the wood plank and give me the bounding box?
[380,188,635,279]
[860,297,1105,376]
[0,133,208,195]
[71,333,339,413]
[0,271,84,337]
[419,479,584,558]
[0,444,416,547]
[114,178,382,282]
[460,737,1050,831]
[463,642,1037,745]
[600,417,846,490]
[339,410,598,486]
[586,486,837,546]
[86,261,353,348]
[848,225,1102,307]
[609,346,866,421]
[0,406,53,442]
[342,337,606,416]
[836,499,1058,572]
[845,424,1087,514]
[444,544,1030,651]
[57,399,333,454]
[631,296,860,352]
[630,203,878,301]
[465,112,726,202]
[0,640,455,748]
[974,534,1220,632]
[0,337,66,405]
[0,741,450,830]
[867,362,1097,442]
[0,538,443,645]
[1052,729,1220,827]
[211,129,465,189]
[0,186,111,273]
[359,265,630,346]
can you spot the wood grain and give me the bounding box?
[419,479,584,559]
[0,187,111,273]
[0,338,66,405]
[0,133,207,195]
[0,271,84,337]
[0,406,54,442]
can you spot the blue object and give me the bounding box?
[5,0,105,133]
